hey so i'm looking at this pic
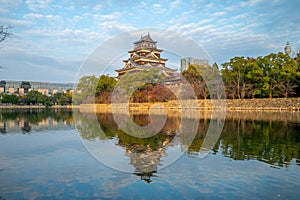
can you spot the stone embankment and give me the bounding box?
[78,99,300,123]
[1,98,299,111]
[224,98,300,111]
[82,98,300,112]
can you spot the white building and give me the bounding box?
[180,57,209,72]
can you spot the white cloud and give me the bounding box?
[22,27,108,52]
[152,3,166,14]
[0,17,33,27]
[170,0,182,9]
[25,0,53,11]
[182,24,216,35]
[139,1,147,8]
[0,0,22,13]
[45,14,62,21]
[23,13,44,20]
[1,0,299,79]
[168,19,213,33]
[93,12,121,21]
[23,13,63,23]
[225,0,266,11]
[212,11,227,17]
[99,21,135,33]
[93,4,102,11]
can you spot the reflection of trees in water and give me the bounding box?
[0,109,74,134]
[76,110,300,177]
[180,114,300,168]
[212,119,300,168]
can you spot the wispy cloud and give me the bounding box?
[0,0,22,13]
[25,0,53,11]
[211,11,227,17]
[99,21,135,33]
[152,3,166,14]
[0,0,299,81]
[0,17,33,27]
[23,13,44,20]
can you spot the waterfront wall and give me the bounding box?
[81,98,300,112]
[1,98,299,111]
[78,101,300,123]
[200,98,300,111]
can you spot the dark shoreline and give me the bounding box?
[0,105,77,109]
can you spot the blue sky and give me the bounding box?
[0,0,299,83]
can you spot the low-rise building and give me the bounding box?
[0,80,74,95]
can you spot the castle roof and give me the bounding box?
[133,33,157,44]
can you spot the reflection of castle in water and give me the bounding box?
[75,109,300,181]
[127,147,165,183]
[116,114,176,183]
[76,111,179,183]
[124,138,172,183]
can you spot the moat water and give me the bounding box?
[0,109,299,199]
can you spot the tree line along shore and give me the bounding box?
[1,52,299,109]
[73,52,300,106]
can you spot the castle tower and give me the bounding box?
[284,41,291,56]
[115,33,180,83]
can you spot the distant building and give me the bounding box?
[0,81,6,93]
[20,81,31,93]
[284,41,292,56]
[0,80,74,95]
[180,57,209,72]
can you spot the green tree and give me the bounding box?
[117,69,165,94]
[73,75,99,104]
[26,90,52,106]
[183,64,224,99]
[257,53,299,98]
[182,64,209,99]
[246,57,265,97]
[94,75,117,104]
[41,95,53,107]
[276,53,299,97]
[96,75,117,94]
[1,94,20,104]
[222,57,253,99]
[27,90,42,105]
[52,93,71,105]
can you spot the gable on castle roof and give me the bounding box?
[133,33,157,44]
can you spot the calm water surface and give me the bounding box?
[0,109,299,199]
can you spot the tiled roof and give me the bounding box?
[133,33,157,44]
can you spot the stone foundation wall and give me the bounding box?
[218,98,300,111]
[79,98,300,112]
